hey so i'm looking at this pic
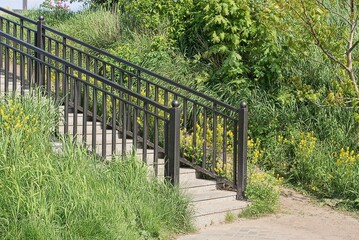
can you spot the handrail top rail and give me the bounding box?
[43,25,239,112]
[0,31,170,113]
[0,7,37,24]
[0,7,240,113]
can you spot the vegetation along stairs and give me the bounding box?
[0,8,249,228]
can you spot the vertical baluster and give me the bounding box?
[82,80,88,144]
[92,74,98,152]
[120,70,127,154]
[19,19,24,52]
[192,104,197,149]
[202,108,207,169]
[142,81,150,163]
[163,89,169,152]
[12,46,16,93]
[12,23,17,94]
[20,53,25,95]
[223,117,227,167]
[4,46,9,94]
[111,96,116,155]
[62,37,67,98]
[212,104,217,172]
[102,88,107,158]
[233,120,238,189]
[122,100,127,154]
[69,47,74,101]
[73,75,79,141]
[27,29,32,90]
[63,65,69,135]
[153,85,159,175]
[0,18,3,72]
[46,38,51,94]
[183,99,187,130]
[127,74,132,132]
[110,66,116,156]
[55,41,60,99]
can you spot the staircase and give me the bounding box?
[0,7,249,228]
[58,105,248,228]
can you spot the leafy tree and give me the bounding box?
[278,0,359,97]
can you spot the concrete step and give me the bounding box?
[178,167,248,228]
[94,142,134,156]
[194,205,247,228]
[60,113,85,125]
[58,123,104,135]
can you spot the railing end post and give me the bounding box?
[172,100,180,108]
[165,100,181,186]
[240,101,247,109]
[236,101,248,200]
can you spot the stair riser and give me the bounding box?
[58,125,104,135]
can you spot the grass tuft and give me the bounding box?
[0,92,193,239]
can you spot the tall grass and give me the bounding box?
[54,10,121,49]
[0,92,193,239]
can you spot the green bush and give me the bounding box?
[240,165,281,217]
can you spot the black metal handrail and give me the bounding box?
[0,30,182,184]
[0,7,237,112]
[0,32,169,112]
[0,8,248,198]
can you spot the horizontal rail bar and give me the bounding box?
[0,7,37,24]
[0,17,37,33]
[0,7,239,113]
[0,31,169,112]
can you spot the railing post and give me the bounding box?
[165,100,181,185]
[35,16,45,87]
[236,102,248,200]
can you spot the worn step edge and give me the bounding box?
[193,195,247,216]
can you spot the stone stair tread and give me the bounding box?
[180,168,196,174]
[194,208,246,228]
[193,196,248,217]
[180,177,217,189]
[183,188,236,202]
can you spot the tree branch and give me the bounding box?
[296,0,350,72]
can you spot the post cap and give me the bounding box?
[240,102,247,108]
[39,16,45,21]
[171,100,180,108]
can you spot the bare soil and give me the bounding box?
[178,188,359,240]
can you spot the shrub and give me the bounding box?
[239,166,282,217]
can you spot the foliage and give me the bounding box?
[23,0,359,210]
[260,130,359,208]
[181,114,234,170]
[41,0,70,11]
[239,165,282,217]
[278,0,359,97]
[23,0,74,25]
[0,93,193,239]
[54,10,121,49]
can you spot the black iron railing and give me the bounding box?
[0,8,248,198]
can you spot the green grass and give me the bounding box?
[0,92,193,239]
[224,212,236,223]
[239,165,281,218]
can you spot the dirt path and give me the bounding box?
[177,189,359,240]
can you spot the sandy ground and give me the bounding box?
[177,189,359,240]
